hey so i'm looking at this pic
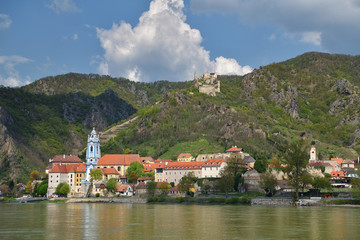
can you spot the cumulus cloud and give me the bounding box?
[0,55,32,87]
[47,0,81,13]
[190,0,360,53]
[0,14,12,30]
[96,0,252,82]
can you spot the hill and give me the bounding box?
[1,52,360,183]
[101,52,360,161]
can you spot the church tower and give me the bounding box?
[84,128,101,181]
[309,145,317,163]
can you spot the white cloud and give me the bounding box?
[300,32,321,46]
[268,34,276,41]
[0,14,12,30]
[96,0,252,82]
[0,55,32,87]
[47,0,81,13]
[190,0,360,53]
[73,33,78,40]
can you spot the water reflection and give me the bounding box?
[1,203,360,239]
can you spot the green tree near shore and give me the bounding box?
[217,169,234,198]
[178,173,196,196]
[55,183,70,197]
[90,169,103,181]
[283,140,309,200]
[106,178,117,193]
[147,181,157,197]
[126,162,144,182]
[259,171,278,197]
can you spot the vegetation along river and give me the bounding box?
[1,203,360,240]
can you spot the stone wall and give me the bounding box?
[251,197,293,206]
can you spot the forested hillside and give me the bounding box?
[1,52,360,183]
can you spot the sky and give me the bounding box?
[0,0,360,87]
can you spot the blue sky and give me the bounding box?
[0,0,359,86]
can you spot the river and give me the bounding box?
[1,203,360,239]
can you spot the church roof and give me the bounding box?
[100,168,120,175]
[97,154,141,166]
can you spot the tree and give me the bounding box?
[259,171,278,197]
[283,140,309,200]
[254,159,267,173]
[300,173,313,192]
[224,153,246,191]
[55,183,70,197]
[38,181,48,197]
[107,178,117,193]
[126,162,145,181]
[178,173,196,196]
[216,169,234,198]
[89,169,103,181]
[30,170,40,181]
[158,182,171,195]
[312,177,332,191]
[351,178,360,198]
[270,158,281,168]
[147,181,157,197]
[25,181,32,194]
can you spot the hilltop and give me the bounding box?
[1,52,360,182]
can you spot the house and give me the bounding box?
[330,171,350,188]
[99,168,121,181]
[341,159,355,169]
[97,154,141,176]
[331,157,344,166]
[116,184,134,196]
[168,185,186,197]
[225,146,243,153]
[243,170,262,192]
[277,180,294,192]
[135,182,148,197]
[201,159,226,178]
[48,163,81,196]
[137,177,153,184]
[47,155,82,173]
[177,153,194,162]
[164,161,204,185]
[74,163,86,193]
[153,162,168,182]
[141,157,154,164]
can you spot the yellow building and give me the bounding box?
[177,153,194,162]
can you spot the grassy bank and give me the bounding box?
[147,196,252,205]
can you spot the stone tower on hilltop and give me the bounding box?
[81,128,101,193]
[193,72,220,96]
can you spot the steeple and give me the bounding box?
[84,128,101,181]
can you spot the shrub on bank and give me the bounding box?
[323,199,360,205]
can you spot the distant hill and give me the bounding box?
[1,52,360,183]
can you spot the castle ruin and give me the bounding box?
[193,72,220,96]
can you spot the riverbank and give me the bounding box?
[66,197,147,204]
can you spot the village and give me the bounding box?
[36,128,360,200]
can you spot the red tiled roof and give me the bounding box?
[225,146,243,152]
[136,182,147,190]
[49,164,81,173]
[98,154,141,166]
[331,158,344,165]
[331,171,345,177]
[202,158,225,167]
[116,184,132,192]
[100,168,120,175]
[137,177,152,181]
[310,161,325,167]
[178,153,192,159]
[51,155,82,163]
[164,161,204,170]
[76,163,86,173]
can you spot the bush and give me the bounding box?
[225,197,239,204]
[95,193,100,197]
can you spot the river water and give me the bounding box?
[1,203,360,239]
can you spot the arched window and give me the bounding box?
[90,146,93,152]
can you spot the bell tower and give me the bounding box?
[84,128,101,181]
[309,145,317,163]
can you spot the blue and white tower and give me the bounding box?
[81,128,101,194]
[84,128,101,181]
